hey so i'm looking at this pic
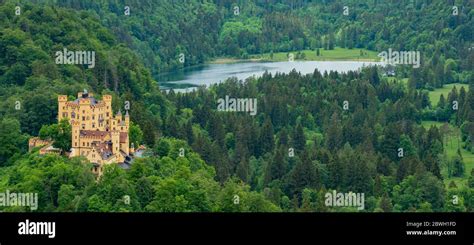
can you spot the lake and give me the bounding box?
[157,61,382,92]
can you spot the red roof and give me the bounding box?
[80,130,127,143]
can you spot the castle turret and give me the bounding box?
[115,109,123,128]
[124,110,130,132]
[125,110,130,126]
[111,130,120,155]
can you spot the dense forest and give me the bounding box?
[0,0,473,212]
[28,0,474,76]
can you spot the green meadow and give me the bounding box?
[253,47,379,62]
[427,83,469,106]
[421,121,474,187]
[419,85,472,187]
[212,47,380,64]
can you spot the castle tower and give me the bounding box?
[102,94,112,104]
[71,120,81,157]
[123,110,130,155]
[122,131,129,156]
[58,95,68,122]
[124,110,130,132]
[102,95,113,129]
[79,97,92,130]
[102,95,112,114]
[111,130,120,155]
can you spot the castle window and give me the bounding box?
[82,116,85,121]
[92,124,95,128]
[83,142,85,146]
[106,112,109,117]
[81,124,85,129]
[83,110,85,114]
[71,112,76,118]
[75,143,77,146]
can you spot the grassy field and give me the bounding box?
[420,85,472,187]
[426,83,469,106]
[421,121,474,187]
[422,84,471,186]
[388,77,408,87]
[211,47,380,64]
[421,120,446,128]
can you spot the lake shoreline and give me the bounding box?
[158,60,382,93]
[209,57,379,64]
[209,48,380,64]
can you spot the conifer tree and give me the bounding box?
[293,121,306,152]
[259,117,274,155]
[326,112,343,152]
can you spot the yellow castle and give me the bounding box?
[57,90,134,174]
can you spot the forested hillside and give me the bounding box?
[162,67,474,212]
[32,0,473,80]
[0,0,473,212]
